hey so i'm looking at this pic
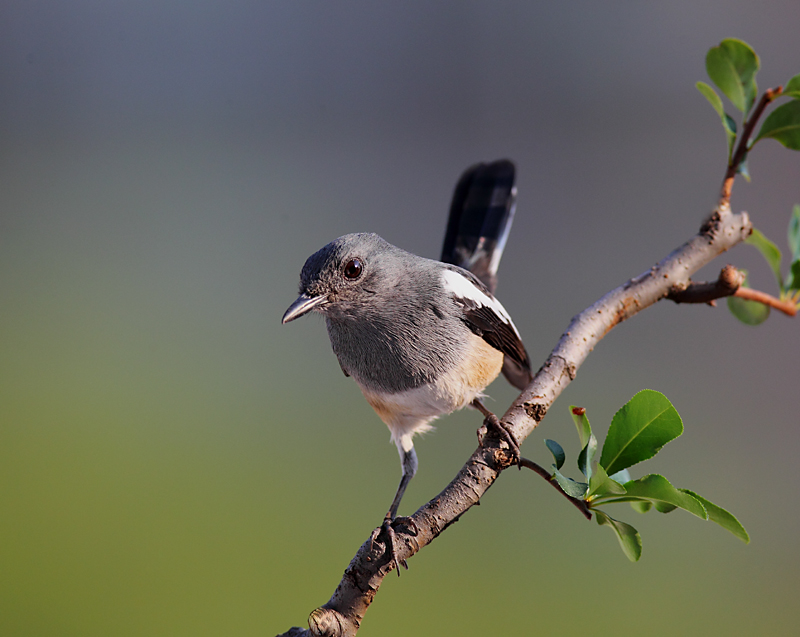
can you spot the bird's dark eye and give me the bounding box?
[343,258,363,280]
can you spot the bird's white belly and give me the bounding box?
[359,334,504,451]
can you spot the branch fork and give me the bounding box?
[667,264,744,305]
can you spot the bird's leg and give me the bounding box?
[386,469,413,521]
[472,398,520,465]
[370,445,419,575]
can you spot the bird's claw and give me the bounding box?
[370,514,418,575]
[479,413,521,467]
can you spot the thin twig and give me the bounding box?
[518,458,592,520]
[734,287,798,316]
[667,264,797,316]
[720,86,783,204]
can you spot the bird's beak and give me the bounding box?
[281,293,329,324]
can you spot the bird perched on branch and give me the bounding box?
[282,160,531,570]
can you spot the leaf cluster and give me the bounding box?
[697,39,800,163]
[544,390,749,561]
[695,39,800,324]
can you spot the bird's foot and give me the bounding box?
[370,514,418,576]
[475,404,521,467]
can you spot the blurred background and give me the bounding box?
[1,2,799,635]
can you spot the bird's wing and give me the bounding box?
[441,267,532,390]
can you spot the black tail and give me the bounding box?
[440,159,516,295]
[441,160,531,391]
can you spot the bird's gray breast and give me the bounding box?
[325,282,467,394]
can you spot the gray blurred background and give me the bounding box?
[1,2,799,635]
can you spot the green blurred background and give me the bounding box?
[1,2,799,635]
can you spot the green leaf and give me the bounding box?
[591,496,652,505]
[727,270,770,325]
[577,433,598,479]
[784,73,800,99]
[727,295,770,324]
[570,406,592,448]
[609,468,632,484]
[696,81,737,161]
[696,81,725,118]
[746,227,783,291]
[754,100,800,150]
[599,390,683,476]
[680,489,750,543]
[786,259,800,293]
[737,158,751,182]
[552,469,588,499]
[654,501,678,514]
[630,500,652,514]
[594,493,676,510]
[705,39,760,114]
[545,439,565,470]
[725,114,739,140]
[595,510,642,562]
[724,113,738,136]
[620,474,707,519]
[570,405,597,479]
[588,462,627,499]
[789,205,800,261]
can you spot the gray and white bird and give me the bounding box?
[282,161,531,558]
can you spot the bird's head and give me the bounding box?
[281,233,394,323]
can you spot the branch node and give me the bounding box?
[718,263,743,290]
[569,364,578,380]
[308,606,346,637]
[666,264,743,305]
[523,401,548,421]
[700,209,723,236]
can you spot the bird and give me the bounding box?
[282,160,531,569]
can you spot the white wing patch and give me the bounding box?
[440,268,519,333]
